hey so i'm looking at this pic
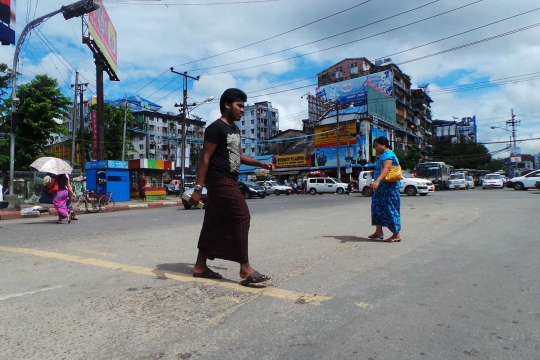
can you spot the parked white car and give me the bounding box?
[448,173,468,190]
[357,171,434,197]
[482,174,504,189]
[256,181,292,196]
[466,176,475,189]
[400,172,435,196]
[307,177,349,195]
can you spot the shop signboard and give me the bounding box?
[276,154,310,167]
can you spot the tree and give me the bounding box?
[432,141,491,169]
[0,63,15,169]
[91,102,136,160]
[395,147,422,171]
[486,159,504,172]
[0,74,71,170]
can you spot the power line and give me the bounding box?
[104,0,280,6]
[173,0,371,68]
[196,0,486,77]
[133,0,371,98]
[188,0,442,73]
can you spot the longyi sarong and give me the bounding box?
[198,177,250,264]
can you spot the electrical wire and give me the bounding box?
[196,0,486,77]
[187,0,443,72]
[104,0,280,6]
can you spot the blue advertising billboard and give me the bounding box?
[315,70,394,105]
[0,0,15,46]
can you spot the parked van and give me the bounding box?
[307,177,348,195]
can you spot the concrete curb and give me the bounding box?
[0,200,184,221]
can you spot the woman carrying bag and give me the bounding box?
[368,136,402,242]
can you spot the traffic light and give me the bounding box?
[61,0,100,20]
[11,111,23,134]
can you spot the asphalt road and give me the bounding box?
[1,187,539,359]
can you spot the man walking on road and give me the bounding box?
[189,88,275,286]
[138,174,147,203]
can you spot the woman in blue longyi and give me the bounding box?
[368,136,401,242]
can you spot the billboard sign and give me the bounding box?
[315,70,393,105]
[88,0,118,77]
[367,81,396,125]
[509,147,521,163]
[314,145,362,167]
[457,116,477,143]
[314,121,356,147]
[0,0,15,45]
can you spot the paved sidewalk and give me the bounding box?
[0,196,185,221]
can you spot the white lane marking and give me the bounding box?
[0,285,64,301]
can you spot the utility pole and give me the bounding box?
[335,102,341,181]
[71,72,79,167]
[170,68,200,187]
[508,109,519,148]
[121,93,128,161]
[78,82,88,173]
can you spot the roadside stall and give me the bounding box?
[128,159,175,200]
[85,160,131,202]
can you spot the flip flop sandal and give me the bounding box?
[368,234,384,240]
[192,268,223,279]
[240,271,270,286]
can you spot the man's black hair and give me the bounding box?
[220,88,247,114]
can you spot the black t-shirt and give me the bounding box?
[205,119,241,179]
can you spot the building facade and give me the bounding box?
[238,101,279,157]
[312,57,434,157]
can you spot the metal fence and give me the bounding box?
[9,170,86,204]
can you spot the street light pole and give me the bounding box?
[8,0,99,196]
[335,102,341,181]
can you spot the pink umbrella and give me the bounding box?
[170,179,182,185]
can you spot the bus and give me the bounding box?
[417,162,454,190]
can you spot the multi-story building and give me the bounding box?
[125,96,205,169]
[312,57,434,157]
[238,101,280,156]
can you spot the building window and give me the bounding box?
[242,121,245,126]
[350,62,358,75]
[335,69,342,79]
[139,144,144,150]
[251,148,255,153]
[251,129,254,134]
[242,130,245,135]
[139,154,145,159]
[251,120,254,125]
[322,73,328,79]
[139,136,144,140]
[162,127,167,132]
[150,135,155,141]
[149,125,155,131]
[242,148,246,153]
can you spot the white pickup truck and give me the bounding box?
[357,171,435,197]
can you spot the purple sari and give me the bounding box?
[52,174,73,219]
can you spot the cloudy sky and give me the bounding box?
[1,0,540,158]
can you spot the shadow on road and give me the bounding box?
[323,235,387,243]
[154,262,238,284]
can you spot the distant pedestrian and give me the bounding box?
[174,183,180,197]
[52,173,77,224]
[292,181,298,194]
[302,180,307,195]
[138,174,147,202]
[283,179,288,186]
[368,136,401,242]
[189,88,274,286]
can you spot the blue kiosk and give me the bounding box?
[85,160,131,202]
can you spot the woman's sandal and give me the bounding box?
[368,233,384,240]
[384,237,401,242]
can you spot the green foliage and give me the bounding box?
[486,159,504,172]
[0,63,14,168]
[92,102,136,160]
[0,73,71,170]
[395,147,422,171]
[432,141,492,169]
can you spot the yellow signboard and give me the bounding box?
[276,154,307,167]
[315,122,356,147]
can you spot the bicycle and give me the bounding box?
[98,192,115,212]
[75,190,101,213]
